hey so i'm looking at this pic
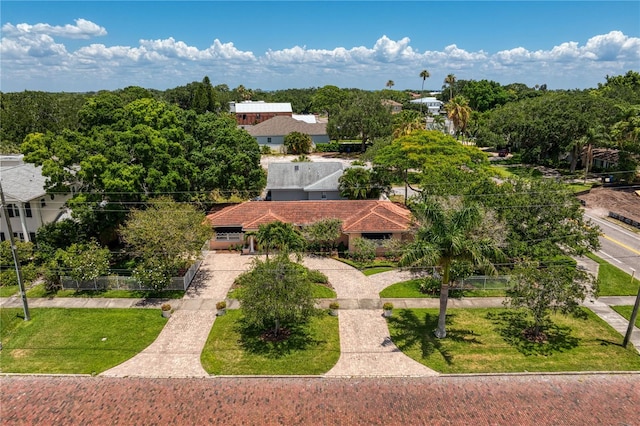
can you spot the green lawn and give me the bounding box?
[587,253,640,296]
[379,279,506,298]
[25,283,185,299]
[312,284,337,298]
[0,308,167,374]
[386,308,640,374]
[201,309,340,375]
[362,266,396,276]
[0,285,19,297]
[612,306,640,328]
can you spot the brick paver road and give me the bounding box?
[2,374,638,425]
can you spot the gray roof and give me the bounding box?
[266,162,345,190]
[0,162,48,202]
[246,116,328,137]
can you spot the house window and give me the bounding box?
[322,192,327,199]
[25,202,32,218]
[13,232,24,241]
[0,232,5,241]
[7,204,19,217]
[267,137,272,143]
[29,232,37,242]
[41,198,46,207]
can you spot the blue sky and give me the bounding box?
[1,1,639,92]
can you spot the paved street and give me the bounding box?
[2,374,639,425]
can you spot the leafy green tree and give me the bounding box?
[326,91,392,152]
[460,79,511,112]
[349,237,376,263]
[311,85,348,117]
[446,96,472,139]
[255,221,306,259]
[119,197,212,289]
[56,240,111,282]
[478,178,600,260]
[386,80,395,89]
[302,218,343,254]
[283,131,313,154]
[236,255,318,336]
[338,166,389,200]
[392,110,424,138]
[399,198,505,338]
[506,262,596,340]
[35,219,84,262]
[374,130,490,198]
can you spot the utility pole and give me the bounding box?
[0,181,30,321]
[623,268,637,348]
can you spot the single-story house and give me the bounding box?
[0,155,73,242]
[206,200,413,254]
[230,101,293,126]
[266,161,346,201]
[245,116,329,152]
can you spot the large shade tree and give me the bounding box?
[399,198,505,338]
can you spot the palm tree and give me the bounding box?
[386,80,395,89]
[444,74,457,101]
[399,198,504,338]
[338,167,371,200]
[392,110,424,138]
[255,221,306,260]
[446,95,472,139]
[419,69,430,113]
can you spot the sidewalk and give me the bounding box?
[1,253,638,377]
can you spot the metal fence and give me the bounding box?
[453,275,511,290]
[61,257,204,292]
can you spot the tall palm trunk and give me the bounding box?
[435,260,451,338]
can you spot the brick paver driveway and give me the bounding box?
[2,374,638,425]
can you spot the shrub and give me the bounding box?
[306,269,329,284]
[329,302,339,310]
[161,303,172,311]
[349,238,376,263]
[383,302,394,310]
[314,142,340,152]
[216,301,227,310]
[419,276,441,295]
[260,145,272,155]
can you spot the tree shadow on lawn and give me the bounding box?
[387,310,483,365]
[235,319,325,359]
[486,311,580,356]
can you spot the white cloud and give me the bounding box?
[1,18,106,39]
[1,19,638,92]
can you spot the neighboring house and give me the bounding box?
[206,200,413,253]
[586,148,619,170]
[381,99,403,114]
[0,155,73,242]
[245,116,329,152]
[266,162,346,201]
[410,97,444,115]
[229,101,293,126]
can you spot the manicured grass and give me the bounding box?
[0,285,19,297]
[25,283,185,299]
[379,279,506,298]
[312,284,337,298]
[0,308,167,374]
[362,266,396,276]
[587,253,640,296]
[386,308,640,374]
[566,183,592,193]
[201,309,340,375]
[612,306,640,328]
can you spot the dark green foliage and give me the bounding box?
[349,238,376,263]
[283,131,313,154]
[506,263,596,340]
[314,141,340,152]
[302,218,342,254]
[255,221,306,259]
[236,255,319,336]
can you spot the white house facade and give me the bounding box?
[0,156,73,242]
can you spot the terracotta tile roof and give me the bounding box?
[206,200,412,233]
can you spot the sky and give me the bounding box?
[1,1,639,93]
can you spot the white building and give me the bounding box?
[0,155,73,242]
[410,97,444,115]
